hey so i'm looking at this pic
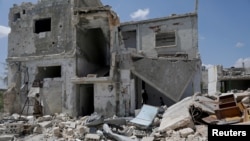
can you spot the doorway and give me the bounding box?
[78,84,94,116]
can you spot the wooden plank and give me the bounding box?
[215,106,242,119]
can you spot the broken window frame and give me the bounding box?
[155,31,177,48]
[34,18,51,34]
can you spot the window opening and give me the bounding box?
[34,18,51,34]
[14,13,21,22]
[156,31,176,47]
[37,66,61,79]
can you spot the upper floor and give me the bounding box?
[8,0,118,59]
[119,13,199,60]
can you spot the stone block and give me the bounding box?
[141,136,154,141]
[179,127,194,138]
[53,127,61,137]
[5,123,24,134]
[37,115,52,122]
[67,128,74,136]
[33,126,43,134]
[38,121,52,128]
[84,133,100,141]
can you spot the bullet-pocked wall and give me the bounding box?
[6,0,201,117]
[8,0,74,57]
[7,0,77,116]
[19,59,75,115]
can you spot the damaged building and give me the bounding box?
[5,0,201,118]
[208,65,250,94]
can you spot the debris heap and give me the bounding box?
[0,90,250,141]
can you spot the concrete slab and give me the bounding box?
[38,121,52,128]
[158,97,194,132]
[130,104,159,128]
[0,135,14,141]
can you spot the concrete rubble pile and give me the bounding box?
[1,90,250,141]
